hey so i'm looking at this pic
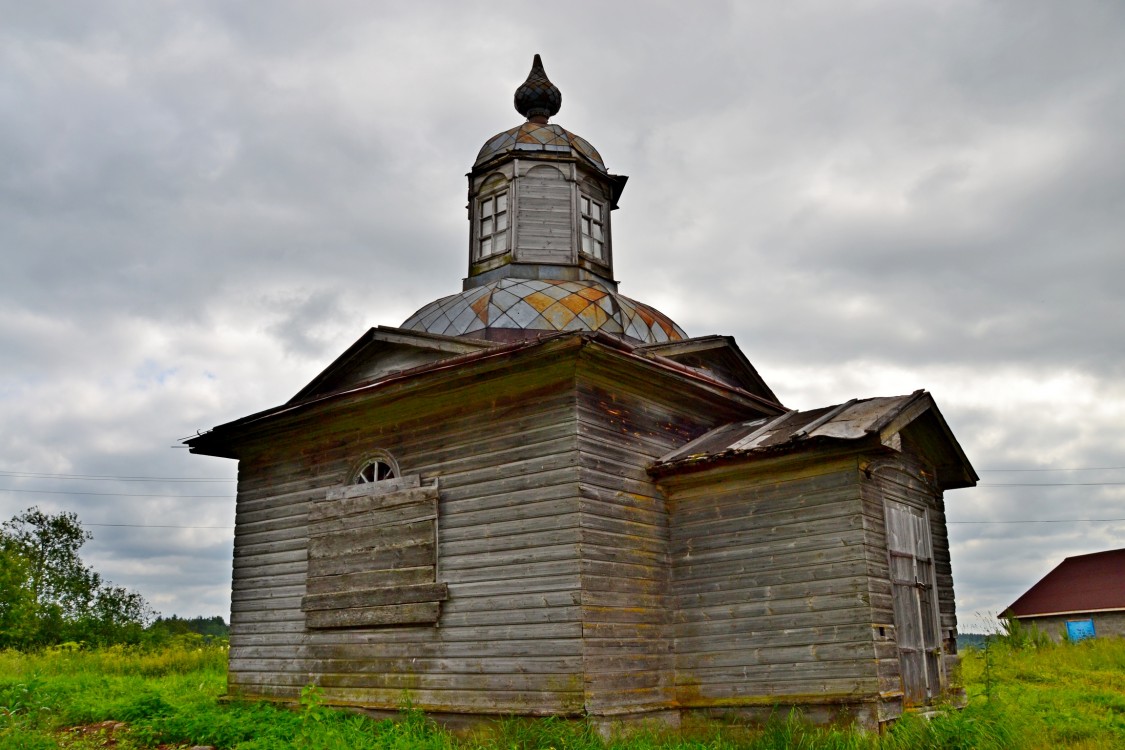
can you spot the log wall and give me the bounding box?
[664,455,885,715]
[574,354,750,716]
[227,357,588,715]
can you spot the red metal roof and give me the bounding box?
[1007,548,1125,618]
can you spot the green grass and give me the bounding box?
[1,638,1123,749]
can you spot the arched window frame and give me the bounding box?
[350,451,401,485]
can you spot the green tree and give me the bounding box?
[0,507,154,648]
[0,546,37,648]
[2,508,98,617]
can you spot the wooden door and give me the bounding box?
[885,500,942,705]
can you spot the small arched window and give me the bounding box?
[352,452,399,484]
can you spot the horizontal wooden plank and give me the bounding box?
[441,507,580,539]
[307,541,434,578]
[231,683,586,714]
[676,676,881,701]
[676,578,871,611]
[308,519,433,559]
[308,499,436,536]
[306,566,434,596]
[323,474,421,502]
[313,486,433,525]
[676,610,874,643]
[443,527,579,558]
[449,574,580,598]
[306,602,441,628]
[678,640,877,670]
[438,605,582,629]
[303,583,449,613]
[442,542,579,572]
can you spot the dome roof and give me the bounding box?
[402,278,686,344]
[474,122,606,171]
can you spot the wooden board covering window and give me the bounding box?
[303,476,447,628]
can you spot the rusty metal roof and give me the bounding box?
[186,330,779,459]
[656,394,917,463]
[1007,548,1125,618]
[652,391,978,490]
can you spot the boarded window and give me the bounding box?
[516,164,571,260]
[303,475,448,628]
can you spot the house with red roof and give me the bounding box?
[1005,548,1125,641]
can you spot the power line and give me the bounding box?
[977,466,1125,472]
[0,470,233,483]
[0,488,231,498]
[949,518,1125,524]
[980,482,1125,487]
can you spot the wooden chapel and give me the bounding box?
[188,55,977,728]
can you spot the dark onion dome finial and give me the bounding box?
[514,54,562,123]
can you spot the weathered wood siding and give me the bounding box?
[303,481,447,628]
[515,164,574,262]
[665,455,884,711]
[227,356,587,715]
[858,455,957,713]
[575,353,755,715]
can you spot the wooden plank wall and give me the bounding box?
[227,362,588,715]
[516,164,574,261]
[859,455,957,709]
[666,457,883,709]
[303,482,447,628]
[575,359,750,716]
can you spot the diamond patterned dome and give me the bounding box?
[474,122,605,172]
[402,278,686,344]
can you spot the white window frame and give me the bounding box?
[476,190,509,260]
[579,194,606,261]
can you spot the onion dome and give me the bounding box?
[402,278,686,345]
[475,55,604,172]
[514,54,562,122]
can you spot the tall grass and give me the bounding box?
[2,637,1124,749]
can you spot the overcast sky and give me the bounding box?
[2,1,1123,630]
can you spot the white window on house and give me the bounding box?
[476,191,508,259]
[580,194,605,261]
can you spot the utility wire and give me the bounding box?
[0,470,233,482]
[0,488,231,498]
[977,466,1125,472]
[949,518,1125,524]
[980,482,1125,487]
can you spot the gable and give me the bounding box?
[289,326,495,404]
[651,390,977,491]
[637,335,781,405]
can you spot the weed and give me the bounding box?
[0,677,48,727]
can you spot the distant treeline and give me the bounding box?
[0,506,228,650]
[148,614,229,639]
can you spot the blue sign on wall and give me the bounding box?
[1066,618,1096,642]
